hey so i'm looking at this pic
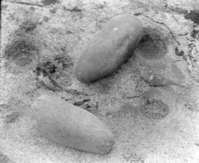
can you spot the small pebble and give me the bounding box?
[30,95,114,155]
[75,14,143,83]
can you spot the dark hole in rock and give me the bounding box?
[73,99,91,106]
[135,27,168,60]
[35,55,74,89]
[83,103,98,114]
[140,99,169,119]
[4,37,38,68]
[73,99,98,114]
[175,47,184,56]
[35,54,74,77]
[184,10,199,24]
[42,0,59,6]
[36,61,56,76]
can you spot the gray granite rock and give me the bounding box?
[75,14,143,83]
[30,95,114,155]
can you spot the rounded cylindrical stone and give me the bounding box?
[30,95,114,155]
[75,14,143,83]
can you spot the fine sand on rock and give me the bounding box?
[1,0,199,163]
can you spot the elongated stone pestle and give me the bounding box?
[75,14,143,83]
[30,95,114,155]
